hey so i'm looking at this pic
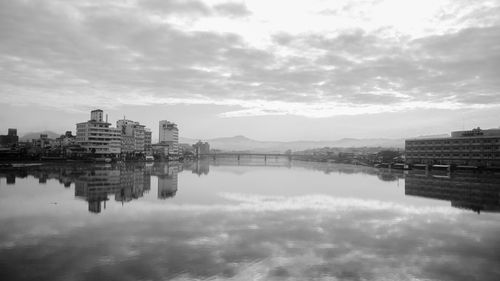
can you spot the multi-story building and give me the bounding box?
[116,119,148,155]
[75,109,121,156]
[405,127,500,167]
[0,128,18,147]
[158,120,179,155]
[193,141,210,156]
[56,131,76,147]
[32,134,56,149]
[144,129,152,153]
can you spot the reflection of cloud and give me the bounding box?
[1,191,499,280]
[128,193,462,215]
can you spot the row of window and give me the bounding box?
[407,153,500,158]
[408,146,499,151]
[407,138,499,145]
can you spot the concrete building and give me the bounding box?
[116,119,148,155]
[193,141,210,156]
[75,109,121,156]
[158,120,179,155]
[144,129,152,153]
[0,128,19,147]
[32,134,56,149]
[56,131,76,147]
[405,127,500,167]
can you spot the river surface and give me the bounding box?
[1,159,500,281]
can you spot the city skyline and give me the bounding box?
[1,0,500,141]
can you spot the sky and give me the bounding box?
[1,0,500,141]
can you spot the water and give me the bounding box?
[1,159,500,281]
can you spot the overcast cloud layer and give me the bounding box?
[1,0,500,120]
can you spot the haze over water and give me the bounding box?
[1,159,499,281]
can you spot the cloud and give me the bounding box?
[1,0,500,118]
[139,0,212,16]
[214,2,251,17]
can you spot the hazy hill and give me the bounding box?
[20,131,61,141]
[414,134,450,139]
[180,135,405,152]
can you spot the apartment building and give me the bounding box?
[75,110,121,156]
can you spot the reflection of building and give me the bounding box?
[75,165,152,213]
[157,165,178,199]
[75,109,121,156]
[158,120,179,155]
[405,173,500,213]
[405,127,500,167]
[0,128,18,147]
[75,168,121,213]
[193,158,210,176]
[0,163,154,213]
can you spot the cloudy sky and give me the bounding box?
[1,0,499,141]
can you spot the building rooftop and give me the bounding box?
[407,127,500,141]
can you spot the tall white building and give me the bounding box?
[75,109,121,156]
[159,120,179,154]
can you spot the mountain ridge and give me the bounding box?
[180,135,406,152]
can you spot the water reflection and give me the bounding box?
[405,171,500,213]
[1,161,500,280]
[157,165,178,199]
[1,161,500,216]
[75,165,152,213]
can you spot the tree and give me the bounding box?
[377,150,401,163]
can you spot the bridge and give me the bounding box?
[198,153,292,161]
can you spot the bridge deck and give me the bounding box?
[199,153,291,157]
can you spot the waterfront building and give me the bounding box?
[405,127,500,167]
[116,119,148,155]
[144,129,152,153]
[56,131,76,147]
[75,109,121,156]
[151,143,175,158]
[32,134,56,149]
[0,128,19,147]
[159,120,179,155]
[193,141,210,156]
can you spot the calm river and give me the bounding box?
[1,158,499,281]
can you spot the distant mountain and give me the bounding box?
[20,131,61,141]
[180,135,405,152]
[414,134,450,139]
